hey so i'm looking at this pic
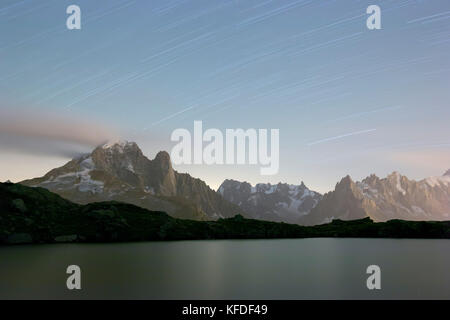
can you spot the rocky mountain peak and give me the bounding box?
[102,140,121,148]
[362,174,380,185]
[387,171,402,179]
[444,169,450,177]
[94,140,143,159]
[302,174,367,226]
[153,151,173,172]
[336,175,354,188]
[89,141,145,176]
[329,175,366,206]
[102,140,138,149]
[20,141,243,221]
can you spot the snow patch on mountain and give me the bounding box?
[394,172,406,195]
[425,175,450,187]
[102,140,133,149]
[38,156,104,194]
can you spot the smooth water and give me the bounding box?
[0,238,449,299]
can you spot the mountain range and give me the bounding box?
[301,171,450,225]
[19,141,450,226]
[3,182,450,245]
[218,180,322,224]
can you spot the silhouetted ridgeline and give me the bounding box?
[1,182,450,245]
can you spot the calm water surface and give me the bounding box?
[0,238,449,299]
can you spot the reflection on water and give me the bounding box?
[0,238,449,299]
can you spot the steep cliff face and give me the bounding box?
[299,176,369,225]
[21,141,242,220]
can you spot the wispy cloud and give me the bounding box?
[0,108,118,157]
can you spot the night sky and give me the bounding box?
[1,0,449,192]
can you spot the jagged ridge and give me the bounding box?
[301,171,450,225]
[218,179,322,224]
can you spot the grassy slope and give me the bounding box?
[1,182,450,244]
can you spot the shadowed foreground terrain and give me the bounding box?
[1,182,450,245]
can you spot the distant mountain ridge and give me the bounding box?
[21,141,242,220]
[219,170,450,226]
[218,179,322,224]
[300,171,450,225]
